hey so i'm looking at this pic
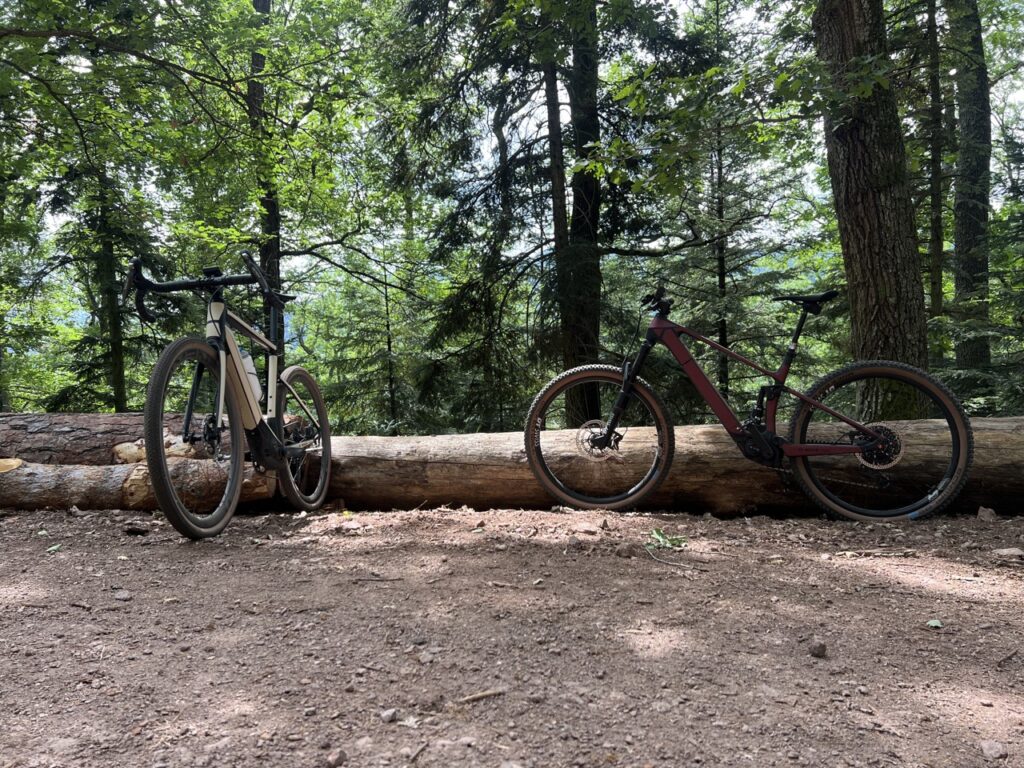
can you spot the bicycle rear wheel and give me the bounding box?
[276,365,332,511]
[144,337,245,538]
[788,361,973,521]
[524,365,674,510]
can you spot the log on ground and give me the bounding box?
[0,412,165,465]
[330,417,1024,514]
[0,458,273,512]
[0,417,1020,514]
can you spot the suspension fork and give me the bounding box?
[596,328,658,446]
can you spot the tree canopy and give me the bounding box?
[1,0,1021,429]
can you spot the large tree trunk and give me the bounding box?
[812,0,929,368]
[949,0,992,374]
[2,419,1021,515]
[561,1,602,371]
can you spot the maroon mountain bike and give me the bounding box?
[524,287,973,521]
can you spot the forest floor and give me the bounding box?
[1,504,1023,768]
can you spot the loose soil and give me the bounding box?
[2,504,1023,768]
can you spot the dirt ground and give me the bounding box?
[1,503,1023,768]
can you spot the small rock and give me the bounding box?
[304,706,317,717]
[473,520,485,530]
[980,700,994,708]
[600,518,611,531]
[340,520,362,532]
[573,522,601,535]
[979,740,1007,760]
[808,638,828,658]
[203,736,231,753]
[113,590,133,602]
[326,748,348,766]
[380,708,398,723]
[615,542,644,558]
[977,506,999,522]
[993,548,1024,559]
[123,522,150,536]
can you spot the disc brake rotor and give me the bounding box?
[857,424,904,470]
[575,419,626,463]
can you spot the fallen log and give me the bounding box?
[0,412,168,465]
[1,418,1021,514]
[0,457,273,511]
[330,418,1024,514]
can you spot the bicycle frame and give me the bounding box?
[627,315,882,460]
[205,288,280,430]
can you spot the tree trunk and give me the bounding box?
[562,1,602,372]
[812,0,929,368]
[247,0,284,342]
[2,419,1021,516]
[925,0,946,366]
[96,198,128,412]
[949,0,992,373]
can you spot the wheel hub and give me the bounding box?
[575,419,623,462]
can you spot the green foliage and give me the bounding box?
[0,0,1021,425]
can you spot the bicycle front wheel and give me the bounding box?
[524,365,674,510]
[789,361,973,521]
[276,365,332,511]
[144,337,245,539]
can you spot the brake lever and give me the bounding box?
[121,258,138,302]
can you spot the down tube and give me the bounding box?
[653,325,744,435]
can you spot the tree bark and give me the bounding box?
[561,1,602,371]
[812,0,929,368]
[2,419,1021,515]
[925,0,946,367]
[0,458,273,511]
[949,0,992,373]
[0,413,178,465]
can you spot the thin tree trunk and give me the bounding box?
[949,0,992,373]
[542,59,570,333]
[96,195,127,412]
[812,0,929,368]
[925,0,946,366]
[248,0,284,341]
[382,264,398,433]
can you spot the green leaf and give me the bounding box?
[926,619,943,629]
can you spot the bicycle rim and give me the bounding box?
[277,365,331,510]
[526,367,673,509]
[792,365,970,520]
[145,339,244,537]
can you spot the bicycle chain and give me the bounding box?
[775,440,896,492]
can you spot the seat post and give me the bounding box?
[783,309,810,368]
